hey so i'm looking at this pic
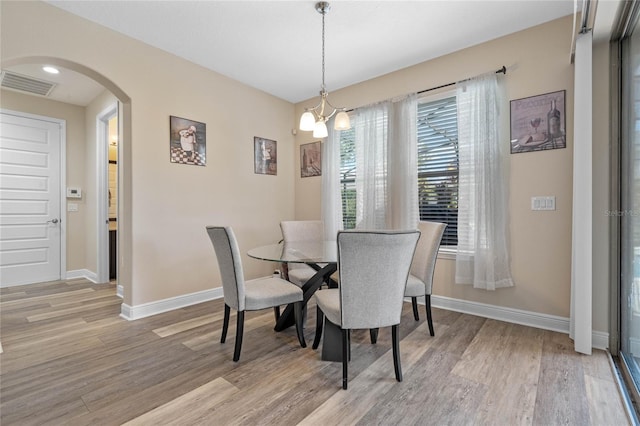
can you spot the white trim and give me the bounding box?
[66,269,98,283]
[120,287,224,321]
[437,247,457,260]
[116,285,124,299]
[411,295,609,350]
[0,109,67,284]
[96,104,118,284]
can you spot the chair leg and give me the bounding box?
[392,324,402,382]
[294,302,306,348]
[312,306,324,350]
[273,306,280,322]
[233,310,245,362]
[342,328,349,390]
[411,297,419,321]
[369,328,379,344]
[221,303,230,343]
[425,294,434,336]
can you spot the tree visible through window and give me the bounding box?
[340,127,356,230]
[339,95,459,246]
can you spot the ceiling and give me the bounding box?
[2,1,621,107]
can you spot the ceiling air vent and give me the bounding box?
[1,70,56,97]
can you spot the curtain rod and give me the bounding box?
[417,65,507,95]
[343,66,506,113]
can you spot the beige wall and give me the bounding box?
[1,1,296,306]
[1,89,88,272]
[294,16,613,330]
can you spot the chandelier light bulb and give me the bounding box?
[300,111,316,131]
[334,111,351,130]
[313,121,328,138]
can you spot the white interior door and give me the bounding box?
[0,111,63,287]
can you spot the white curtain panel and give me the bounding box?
[387,94,419,230]
[455,73,514,290]
[355,102,390,229]
[321,117,344,241]
[353,96,418,230]
[570,32,593,354]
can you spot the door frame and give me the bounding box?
[96,103,118,284]
[1,108,67,283]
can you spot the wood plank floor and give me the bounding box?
[0,278,630,425]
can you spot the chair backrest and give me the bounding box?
[337,230,419,329]
[280,221,324,272]
[280,220,324,243]
[206,226,245,311]
[410,221,446,295]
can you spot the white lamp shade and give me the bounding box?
[300,111,316,131]
[313,121,328,138]
[334,111,351,130]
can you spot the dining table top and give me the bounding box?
[247,240,337,264]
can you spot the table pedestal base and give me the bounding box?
[274,263,337,332]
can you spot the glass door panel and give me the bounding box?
[621,16,640,393]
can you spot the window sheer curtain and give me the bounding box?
[354,95,418,230]
[355,102,389,229]
[388,94,418,229]
[455,74,514,290]
[321,117,343,241]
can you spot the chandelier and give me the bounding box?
[299,1,351,138]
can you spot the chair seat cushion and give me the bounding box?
[314,288,341,326]
[287,267,315,287]
[404,274,426,297]
[244,277,303,311]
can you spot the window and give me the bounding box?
[339,95,459,246]
[340,127,356,230]
[417,96,458,246]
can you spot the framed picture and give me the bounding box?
[510,90,566,154]
[300,141,322,178]
[169,116,206,166]
[254,137,277,175]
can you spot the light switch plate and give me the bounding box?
[67,203,78,212]
[531,196,556,211]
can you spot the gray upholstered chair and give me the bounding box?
[404,221,446,336]
[279,220,324,287]
[312,229,419,390]
[206,226,306,362]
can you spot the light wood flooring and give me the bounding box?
[0,278,630,425]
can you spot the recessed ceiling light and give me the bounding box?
[42,66,59,74]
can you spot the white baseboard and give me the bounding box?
[118,286,608,350]
[120,287,224,321]
[116,285,124,299]
[66,269,98,283]
[411,295,609,351]
[592,330,609,352]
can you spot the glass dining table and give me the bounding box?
[247,240,338,333]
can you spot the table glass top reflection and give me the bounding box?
[247,240,337,264]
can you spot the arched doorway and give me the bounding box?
[2,56,133,309]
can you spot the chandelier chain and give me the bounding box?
[321,8,326,92]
